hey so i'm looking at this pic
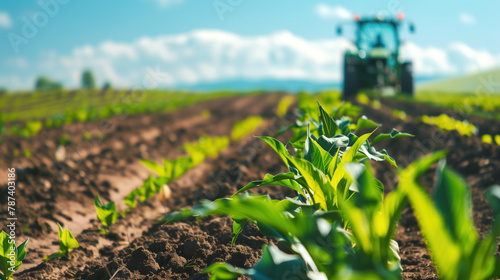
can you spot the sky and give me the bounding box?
[0,0,499,90]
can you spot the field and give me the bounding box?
[0,90,499,280]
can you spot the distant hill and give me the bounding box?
[418,68,500,94]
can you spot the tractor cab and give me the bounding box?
[338,13,415,98]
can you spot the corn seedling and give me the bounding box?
[43,223,79,260]
[94,195,118,234]
[231,116,265,141]
[125,136,229,209]
[276,95,296,117]
[0,231,29,280]
[421,114,477,136]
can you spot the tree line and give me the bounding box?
[34,70,111,92]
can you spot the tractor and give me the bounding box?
[337,13,415,98]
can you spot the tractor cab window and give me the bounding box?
[357,22,398,55]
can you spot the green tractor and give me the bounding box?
[338,13,415,98]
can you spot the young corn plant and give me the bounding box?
[231,116,265,141]
[43,223,79,260]
[237,104,411,217]
[94,195,118,234]
[166,102,413,279]
[0,231,29,280]
[168,160,408,279]
[125,136,230,209]
[399,151,500,280]
[276,95,296,117]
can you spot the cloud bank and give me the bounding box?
[3,29,500,90]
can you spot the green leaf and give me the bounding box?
[231,217,248,246]
[358,143,398,167]
[172,156,194,179]
[371,129,413,145]
[398,151,462,279]
[163,158,173,179]
[124,189,139,208]
[379,149,397,167]
[433,160,477,252]
[318,103,339,137]
[57,223,79,256]
[377,189,407,245]
[289,156,334,211]
[166,195,296,236]
[342,131,374,163]
[274,124,293,137]
[355,115,379,130]
[203,263,246,280]
[256,136,291,167]
[138,176,159,202]
[468,235,499,280]
[234,172,306,199]
[316,135,349,157]
[140,159,165,176]
[303,126,334,175]
[485,185,500,218]
[336,117,352,136]
[250,245,308,280]
[94,195,118,228]
[231,116,264,141]
[345,163,383,217]
[0,231,18,278]
[15,239,29,262]
[358,143,386,162]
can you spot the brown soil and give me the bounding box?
[1,94,498,280]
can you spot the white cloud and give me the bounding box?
[100,41,138,60]
[148,0,184,8]
[315,4,352,21]
[459,12,476,25]
[401,41,500,76]
[402,42,456,75]
[40,30,355,88]
[2,29,500,90]
[6,57,28,69]
[449,42,497,72]
[0,11,12,28]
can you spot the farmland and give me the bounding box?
[0,89,499,280]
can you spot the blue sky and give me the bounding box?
[0,0,499,90]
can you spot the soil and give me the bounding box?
[1,93,498,279]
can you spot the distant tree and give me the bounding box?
[35,76,63,92]
[102,81,112,91]
[81,70,96,90]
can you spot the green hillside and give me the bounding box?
[418,68,500,94]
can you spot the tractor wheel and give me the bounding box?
[343,57,358,99]
[401,62,414,96]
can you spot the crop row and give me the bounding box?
[0,112,268,280]
[0,90,243,143]
[413,92,500,120]
[358,93,500,146]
